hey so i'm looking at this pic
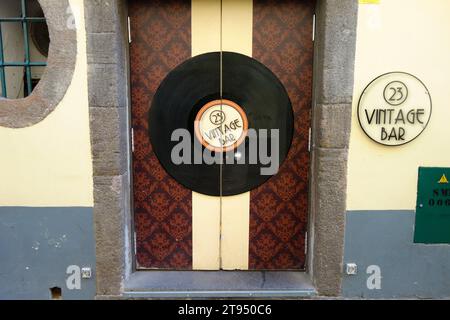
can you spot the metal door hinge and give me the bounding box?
[134,231,137,255]
[308,127,312,152]
[312,14,316,42]
[131,128,135,153]
[128,16,132,43]
[304,231,308,255]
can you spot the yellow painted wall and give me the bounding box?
[347,0,450,210]
[0,0,93,207]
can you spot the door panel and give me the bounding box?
[219,0,253,271]
[191,0,222,270]
[130,0,314,271]
[129,0,193,269]
[249,0,314,270]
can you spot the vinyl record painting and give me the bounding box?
[149,52,294,196]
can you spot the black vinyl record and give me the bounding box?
[149,52,293,196]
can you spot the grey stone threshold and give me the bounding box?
[123,271,316,298]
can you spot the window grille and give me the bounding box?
[0,0,47,98]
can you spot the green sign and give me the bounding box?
[414,167,450,244]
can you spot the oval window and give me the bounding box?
[0,0,49,99]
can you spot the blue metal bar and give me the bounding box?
[21,0,33,97]
[0,17,46,22]
[0,23,7,98]
[0,1,47,98]
[1,62,47,67]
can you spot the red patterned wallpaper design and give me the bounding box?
[250,0,315,270]
[129,0,192,269]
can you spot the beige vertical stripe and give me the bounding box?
[192,192,221,269]
[191,0,253,270]
[222,0,253,57]
[191,0,221,270]
[220,192,250,270]
[192,0,221,57]
[220,0,252,270]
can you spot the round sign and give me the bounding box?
[194,99,248,152]
[357,72,432,146]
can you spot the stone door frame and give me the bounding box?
[84,0,358,298]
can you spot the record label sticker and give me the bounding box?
[194,99,248,152]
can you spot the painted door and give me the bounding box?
[129,0,314,271]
